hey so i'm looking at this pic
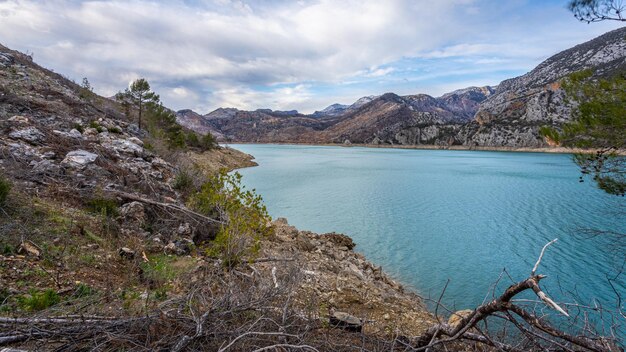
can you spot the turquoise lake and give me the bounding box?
[228,144,625,314]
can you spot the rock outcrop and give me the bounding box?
[462,26,626,147]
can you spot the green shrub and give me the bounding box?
[140,254,177,287]
[18,289,60,311]
[153,287,168,301]
[199,133,217,151]
[190,171,271,268]
[109,126,122,134]
[173,170,194,192]
[87,197,118,217]
[72,123,85,133]
[186,131,200,147]
[89,121,104,133]
[1,243,14,255]
[0,175,11,206]
[73,283,95,298]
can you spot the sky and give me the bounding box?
[0,1,623,114]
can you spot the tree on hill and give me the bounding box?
[541,70,625,196]
[116,78,159,130]
[568,0,625,22]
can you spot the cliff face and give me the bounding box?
[462,26,626,148]
[178,27,626,148]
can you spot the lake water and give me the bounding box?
[228,144,625,315]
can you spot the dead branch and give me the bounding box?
[531,238,557,276]
[413,239,620,352]
[106,190,224,224]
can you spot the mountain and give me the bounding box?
[461,26,626,147]
[320,88,495,145]
[177,88,493,144]
[177,27,625,148]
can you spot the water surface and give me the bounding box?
[229,144,625,313]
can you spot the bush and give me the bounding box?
[87,197,118,217]
[140,254,178,287]
[173,170,194,193]
[72,123,85,133]
[89,121,104,133]
[0,175,10,207]
[199,133,218,151]
[190,171,271,268]
[18,289,60,311]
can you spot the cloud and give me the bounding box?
[0,0,622,113]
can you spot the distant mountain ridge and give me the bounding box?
[177,86,494,144]
[177,27,626,147]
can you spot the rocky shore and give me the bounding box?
[260,218,435,337]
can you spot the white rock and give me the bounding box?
[62,150,98,168]
[102,138,143,156]
[53,129,83,139]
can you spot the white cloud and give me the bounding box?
[0,0,622,113]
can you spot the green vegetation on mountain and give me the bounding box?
[542,70,625,195]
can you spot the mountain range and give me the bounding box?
[177,26,626,148]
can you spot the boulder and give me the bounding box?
[9,127,44,144]
[62,150,98,169]
[320,232,355,250]
[329,311,362,332]
[31,159,61,175]
[101,138,143,156]
[53,129,83,139]
[119,201,145,226]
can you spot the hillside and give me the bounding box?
[178,27,626,148]
[0,43,437,350]
[462,26,626,147]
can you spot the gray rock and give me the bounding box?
[330,311,362,332]
[102,138,143,156]
[119,201,145,226]
[9,127,45,144]
[177,223,192,236]
[62,150,98,168]
[31,159,61,175]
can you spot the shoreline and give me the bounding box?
[222,141,620,155]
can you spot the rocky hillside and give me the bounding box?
[178,27,625,148]
[462,26,626,147]
[0,43,439,350]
